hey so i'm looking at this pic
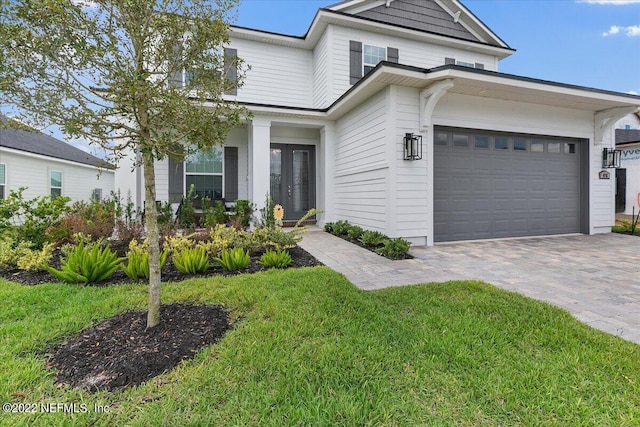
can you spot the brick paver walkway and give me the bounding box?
[299,229,640,345]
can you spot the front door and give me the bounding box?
[270,144,316,221]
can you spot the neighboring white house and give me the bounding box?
[117,0,640,245]
[0,116,115,203]
[615,113,640,215]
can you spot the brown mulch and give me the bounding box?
[48,303,231,392]
[0,246,322,287]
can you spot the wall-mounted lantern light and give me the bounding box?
[602,147,621,169]
[404,133,422,160]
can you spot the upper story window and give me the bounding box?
[456,60,475,68]
[363,45,387,75]
[185,147,224,200]
[50,170,62,198]
[0,164,5,200]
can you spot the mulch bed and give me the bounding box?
[1,246,320,392]
[48,303,231,392]
[328,234,414,260]
[0,245,322,286]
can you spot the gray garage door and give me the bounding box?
[434,127,583,242]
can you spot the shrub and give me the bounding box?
[230,199,253,230]
[359,230,388,248]
[331,220,351,236]
[45,198,116,245]
[323,222,334,233]
[258,250,292,269]
[347,225,364,240]
[16,244,54,271]
[0,238,34,268]
[252,227,300,251]
[376,238,411,260]
[203,199,228,228]
[232,229,262,254]
[121,239,170,280]
[177,184,197,228]
[163,233,195,254]
[215,248,251,272]
[156,201,174,226]
[45,243,124,284]
[258,195,276,228]
[172,246,210,275]
[113,220,146,246]
[0,188,71,248]
[206,224,235,258]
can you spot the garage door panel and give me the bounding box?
[434,128,582,242]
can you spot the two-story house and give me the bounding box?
[116,0,640,245]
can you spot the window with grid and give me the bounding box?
[0,164,5,200]
[363,45,386,75]
[50,170,62,198]
[185,147,224,199]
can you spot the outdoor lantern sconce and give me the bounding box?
[404,133,422,160]
[602,147,621,169]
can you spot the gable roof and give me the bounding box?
[616,129,640,146]
[230,1,515,59]
[328,0,510,49]
[0,116,114,169]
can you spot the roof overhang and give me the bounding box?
[230,8,514,59]
[231,63,640,122]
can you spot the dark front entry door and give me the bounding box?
[616,168,627,213]
[270,144,315,221]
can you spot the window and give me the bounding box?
[548,142,561,153]
[50,170,62,198]
[564,143,576,154]
[531,140,544,153]
[456,60,475,68]
[0,164,5,200]
[363,44,386,75]
[474,135,489,149]
[513,138,527,151]
[494,137,509,150]
[185,147,223,199]
[435,132,448,146]
[453,134,469,148]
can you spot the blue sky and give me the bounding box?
[235,0,640,95]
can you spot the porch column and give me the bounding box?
[420,79,454,247]
[248,117,271,222]
[320,123,336,225]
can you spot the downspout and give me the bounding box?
[420,79,454,247]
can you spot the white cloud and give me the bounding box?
[603,25,640,36]
[582,0,640,4]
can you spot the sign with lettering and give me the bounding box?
[620,147,640,162]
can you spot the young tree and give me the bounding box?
[0,0,248,328]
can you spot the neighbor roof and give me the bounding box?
[616,129,640,146]
[0,116,114,169]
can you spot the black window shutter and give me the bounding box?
[349,41,363,85]
[168,156,184,203]
[224,48,238,95]
[387,47,399,63]
[169,41,184,88]
[445,57,455,65]
[474,63,485,70]
[224,146,238,201]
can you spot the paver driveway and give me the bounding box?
[300,231,640,345]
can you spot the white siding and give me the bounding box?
[393,86,429,241]
[312,28,331,108]
[0,149,115,202]
[619,143,640,215]
[334,88,389,231]
[331,24,499,105]
[432,92,608,235]
[229,37,313,108]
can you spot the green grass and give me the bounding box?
[1,268,639,426]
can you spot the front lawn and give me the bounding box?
[1,268,639,426]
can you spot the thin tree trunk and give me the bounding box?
[143,151,162,328]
